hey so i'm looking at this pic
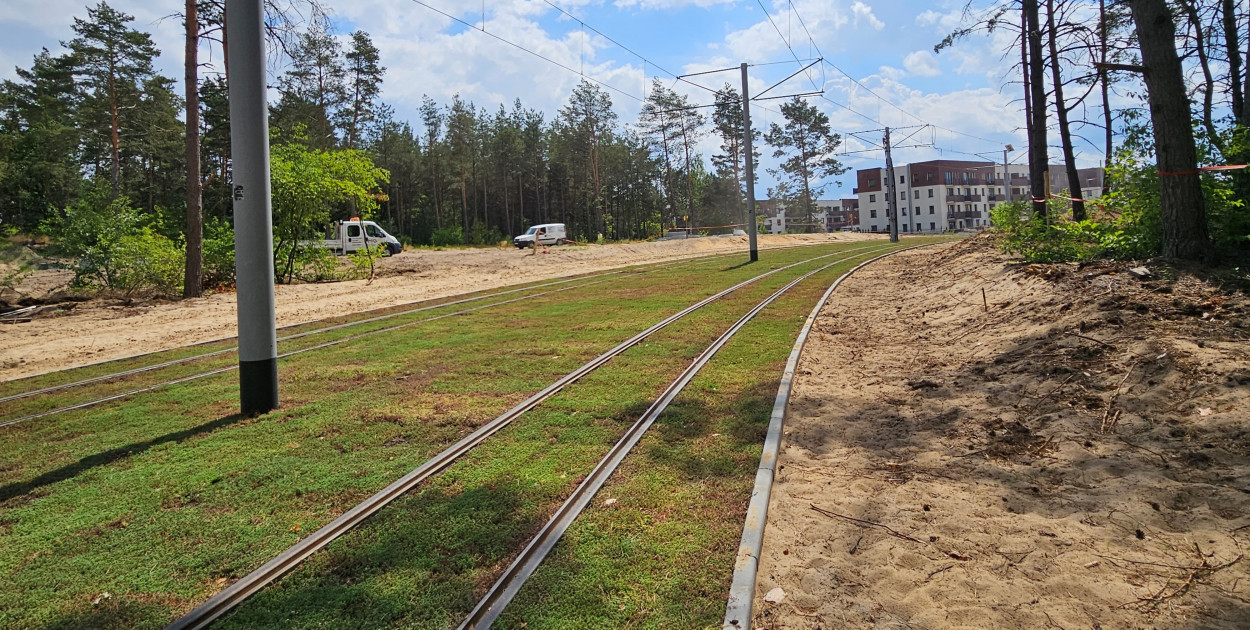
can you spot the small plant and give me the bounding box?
[346,243,388,280]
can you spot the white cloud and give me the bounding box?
[614,0,737,8]
[851,1,884,30]
[902,50,941,77]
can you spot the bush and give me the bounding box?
[40,184,186,296]
[112,231,184,296]
[431,225,463,247]
[202,217,235,288]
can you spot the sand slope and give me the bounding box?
[754,237,1250,629]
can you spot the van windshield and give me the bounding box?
[525,227,538,235]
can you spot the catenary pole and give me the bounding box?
[884,126,899,243]
[226,0,279,414]
[741,63,759,262]
[1004,147,1011,203]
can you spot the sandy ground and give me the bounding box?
[753,237,1250,629]
[0,233,877,380]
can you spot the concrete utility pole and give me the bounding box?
[741,63,759,262]
[883,126,899,243]
[1004,145,1012,203]
[227,0,279,414]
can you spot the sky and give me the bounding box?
[0,0,1120,199]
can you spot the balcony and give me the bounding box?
[949,194,983,202]
[950,210,982,220]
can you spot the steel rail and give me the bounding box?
[0,241,805,403]
[0,243,789,390]
[721,243,937,630]
[0,272,634,405]
[457,250,888,630]
[2,245,884,428]
[163,245,889,630]
[0,274,625,428]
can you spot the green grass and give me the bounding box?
[0,237,950,629]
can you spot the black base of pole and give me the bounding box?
[240,358,279,415]
[750,250,758,262]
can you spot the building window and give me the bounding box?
[869,194,876,202]
[929,205,934,214]
[871,225,878,232]
[899,191,905,200]
[913,190,919,199]
[930,222,936,230]
[944,172,953,185]
[900,175,906,184]
[947,205,954,214]
[927,189,934,198]
[946,188,953,196]
[902,207,908,215]
[902,224,909,232]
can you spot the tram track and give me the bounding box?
[0,244,881,428]
[0,243,828,416]
[163,244,896,630]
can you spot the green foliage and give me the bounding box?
[40,184,184,295]
[466,220,504,246]
[346,242,388,279]
[269,133,389,283]
[431,225,463,247]
[201,217,235,288]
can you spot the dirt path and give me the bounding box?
[753,238,1250,629]
[0,233,875,380]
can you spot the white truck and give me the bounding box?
[512,223,568,249]
[322,220,403,256]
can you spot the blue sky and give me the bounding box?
[0,0,1116,198]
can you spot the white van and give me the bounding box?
[322,220,403,256]
[513,223,568,249]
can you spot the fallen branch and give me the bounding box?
[809,503,926,544]
[1024,373,1075,416]
[1115,553,1243,611]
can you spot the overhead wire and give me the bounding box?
[407,0,646,104]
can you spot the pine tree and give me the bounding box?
[339,30,384,150]
[65,1,162,198]
[764,97,845,232]
[275,23,347,150]
[0,50,82,229]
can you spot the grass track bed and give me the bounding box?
[0,239,947,629]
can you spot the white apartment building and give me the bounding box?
[854,160,1105,234]
[762,198,859,233]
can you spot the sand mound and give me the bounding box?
[754,237,1250,629]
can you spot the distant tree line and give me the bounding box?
[0,2,845,295]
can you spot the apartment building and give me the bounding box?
[854,160,1104,234]
[761,198,860,233]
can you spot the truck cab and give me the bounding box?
[513,223,567,249]
[323,220,402,256]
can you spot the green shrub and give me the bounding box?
[112,230,184,296]
[202,217,235,288]
[431,226,463,247]
[40,184,185,296]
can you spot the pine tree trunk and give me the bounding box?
[1046,0,1086,220]
[1128,0,1212,260]
[1024,0,1049,217]
[183,0,204,298]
